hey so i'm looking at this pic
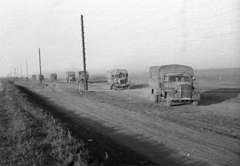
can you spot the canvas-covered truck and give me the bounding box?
[32,75,36,80]
[37,75,44,80]
[50,73,57,81]
[65,71,76,82]
[76,71,89,82]
[149,64,200,107]
[107,69,131,90]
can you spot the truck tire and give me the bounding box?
[166,94,172,107]
[192,101,199,106]
[154,95,159,103]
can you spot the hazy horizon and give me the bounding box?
[1,0,240,77]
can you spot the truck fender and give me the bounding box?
[153,89,162,95]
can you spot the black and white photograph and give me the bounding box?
[0,0,240,165]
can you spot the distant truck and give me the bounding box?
[149,64,200,107]
[50,73,57,81]
[32,75,36,80]
[37,75,44,80]
[76,71,89,82]
[65,71,76,82]
[107,69,131,90]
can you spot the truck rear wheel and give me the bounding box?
[166,99,172,107]
[166,94,172,107]
[154,95,159,103]
[110,85,113,90]
[192,101,199,106]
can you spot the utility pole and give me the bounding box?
[39,48,42,83]
[26,59,28,81]
[16,67,18,79]
[81,15,88,91]
[14,68,16,79]
[20,63,22,80]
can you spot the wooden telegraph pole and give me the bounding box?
[39,48,42,83]
[26,59,29,81]
[16,67,18,79]
[81,15,88,90]
[14,68,16,79]
[20,63,22,80]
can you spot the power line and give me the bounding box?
[32,26,238,68]
[99,6,240,45]
[96,0,238,40]
[93,0,169,31]
[77,30,240,61]
[132,20,240,46]
[28,0,239,68]
[47,1,239,52]
[94,0,220,35]
[144,30,240,48]
[35,1,223,53]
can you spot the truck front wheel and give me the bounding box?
[110,85,113,90]
[166,94,172,107]
[192,101,199,106]
[154,95,159,103]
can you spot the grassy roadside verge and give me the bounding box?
[0,79,97,166]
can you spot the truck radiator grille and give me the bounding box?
[120,79,126,84]
[180,84,191,98]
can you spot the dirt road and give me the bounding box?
[14,79,240,166]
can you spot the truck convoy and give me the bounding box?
[149,64,200,107]
[76,71,89,82]
[65,71,76,82]
[32,75,36,80]
[107,69,131,90]
[37,75,44,80]
[50,73,57,81]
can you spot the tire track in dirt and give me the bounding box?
[49,90,240,166]
[15,81,240,166]
[84,87,240,140]
[14,84,156,166]
[42,90,197,165]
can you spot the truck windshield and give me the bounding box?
[115,73,126,78]
[168,76,191,82]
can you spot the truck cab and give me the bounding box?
[107,69,131,90]
[50,73,57,81]
[65,71,76,82]
[149,64,200,107]
[76,71,89,82]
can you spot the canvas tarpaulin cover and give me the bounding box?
[149,64,194,79]
[107,69,128,75]
[65,71,75,76]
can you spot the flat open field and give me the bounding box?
[1,68,240,166]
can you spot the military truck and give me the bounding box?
[65,71,76,82]
[76,71,89,82]
[107,69,131,90]
[32,75,36,80]
[50,73,57,81]
[37,75,44,80]
[149,64,200,107]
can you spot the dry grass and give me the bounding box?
[0,81,98,166]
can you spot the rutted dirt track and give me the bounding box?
[10,79,240,165]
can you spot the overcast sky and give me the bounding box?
[0,0,239,77]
